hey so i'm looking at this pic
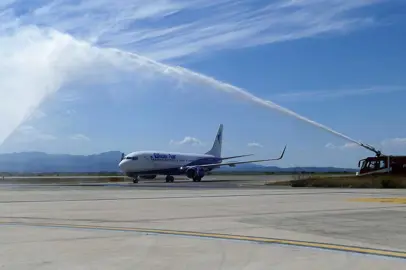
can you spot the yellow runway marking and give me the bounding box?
[349,197,406,204]
[1,221,406,259]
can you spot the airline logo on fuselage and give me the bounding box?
[151,153,176,160]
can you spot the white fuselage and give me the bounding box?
[117,124,286,182]
[118,151,220,176]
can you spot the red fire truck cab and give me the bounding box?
[357,155,406,176]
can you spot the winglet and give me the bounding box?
[275,145,287,160]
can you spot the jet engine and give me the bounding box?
[186,166,205,179]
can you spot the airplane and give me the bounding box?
[118,124,287,183]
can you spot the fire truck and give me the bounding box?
[356,142,406,176]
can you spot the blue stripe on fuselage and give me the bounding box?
[124,157,222,177]
[186,157,222,166]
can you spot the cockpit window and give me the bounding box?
[125,156,138,160]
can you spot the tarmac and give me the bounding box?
[1,174,405,269]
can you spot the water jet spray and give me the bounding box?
[108,48,383,158]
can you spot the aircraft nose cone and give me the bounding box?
[119,160,128,171]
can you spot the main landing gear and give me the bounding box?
[132,176,139,183]
[164,175,202,182]
[165,175,174,183]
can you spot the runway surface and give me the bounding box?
[0,174,290,189]
[1,175,405,269]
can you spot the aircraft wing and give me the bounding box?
[186,145,286,169]
[220,154,254,160]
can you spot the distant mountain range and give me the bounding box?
[0,151,357,174]
[0,151,123,173]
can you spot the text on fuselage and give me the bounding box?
[151,153,177,160]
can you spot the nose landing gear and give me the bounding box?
[127,174,139,183]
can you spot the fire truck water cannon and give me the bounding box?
[358,142,382,157]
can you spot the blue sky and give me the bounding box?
[0,0,405,168]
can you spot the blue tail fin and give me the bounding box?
[205,124,223,157]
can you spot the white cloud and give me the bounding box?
[170,136,203,146]
[65,109,76,116]
[25,109,47,121]
[248,142,263,148]
[2,0,390,62]
[14,125,56,142]
[342,142,358,149]
[271,86,406,102]
[69,134,90,141]
[325,142,336,149]
[325,142,358,150]
[57,92,81,103]
[381,138,406,146]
